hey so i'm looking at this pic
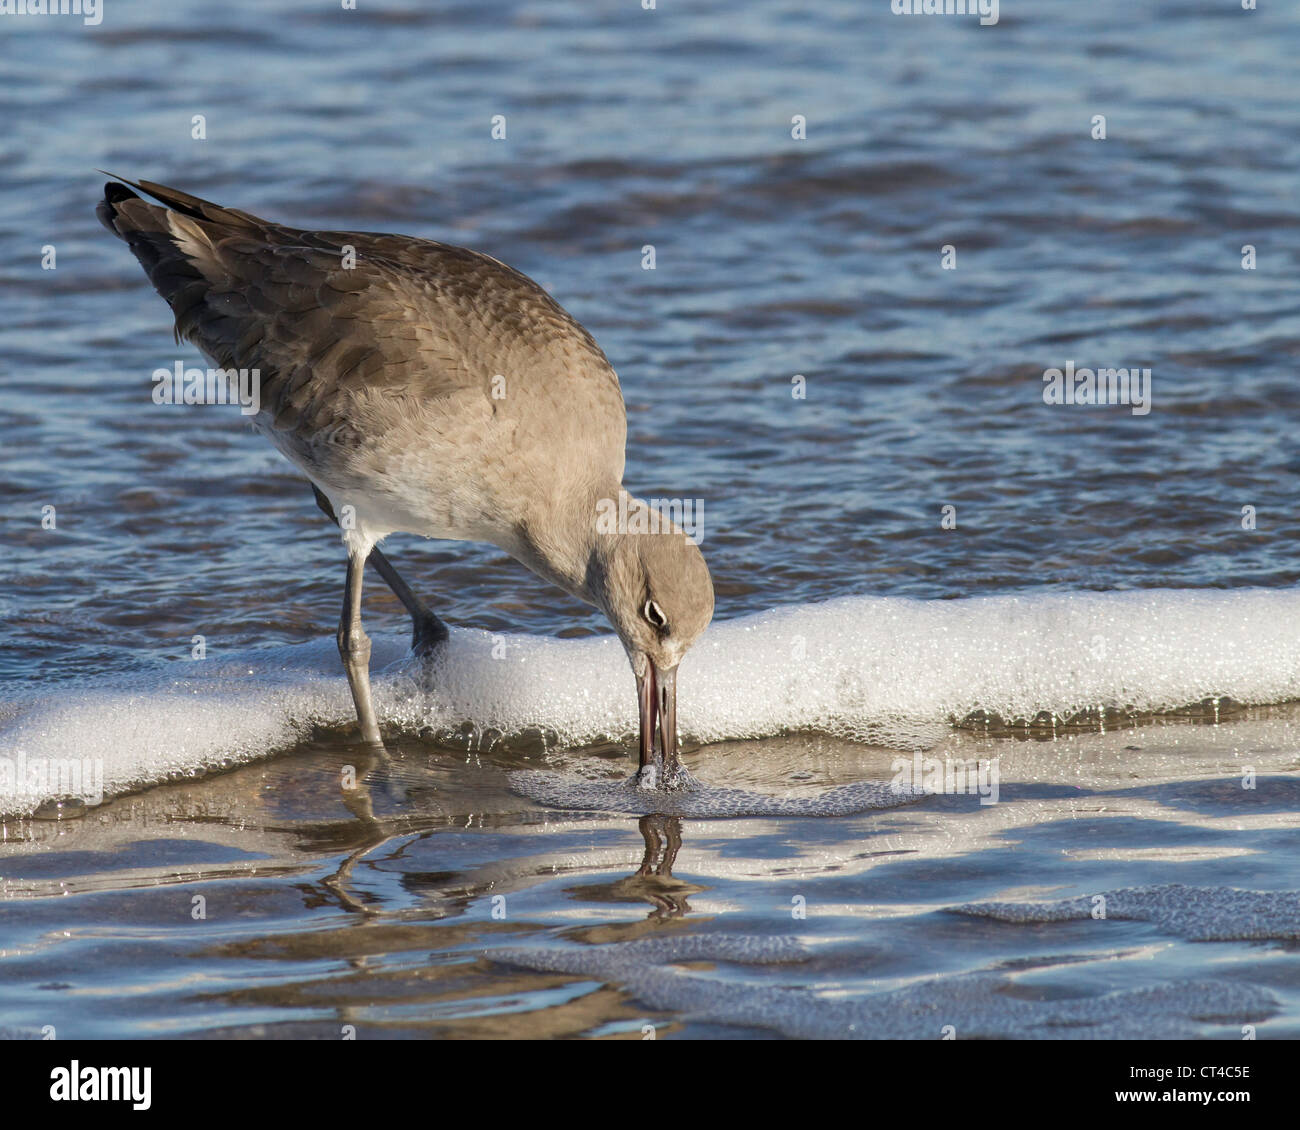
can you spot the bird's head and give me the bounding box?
[587,499,714,783]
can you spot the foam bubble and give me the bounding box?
[0,640,367,818]
[954,883,1300,942]
[492,935,1275,1039]
[4,587,1300,815]
[396,587,1300,750]
[507,769,921,816]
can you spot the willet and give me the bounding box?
[98,177,713,786]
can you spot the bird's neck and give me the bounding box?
[507,478,635,611]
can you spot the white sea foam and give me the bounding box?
[506,769,920,816]
[3,587,1300,816]
[955,883,1300,942]
[492,934,1275,1039]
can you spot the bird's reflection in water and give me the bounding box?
[317,752,701,923]
[635,813,681,879]
[319,745,395,919]
[606,814,695,920]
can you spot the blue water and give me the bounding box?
[2,0,1299,1039]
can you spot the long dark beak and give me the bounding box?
[636,663,680,783]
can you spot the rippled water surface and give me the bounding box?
[2,0,1300,1039]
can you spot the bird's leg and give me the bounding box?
[339,550,383,746]
[367,547,449,657]
[312,484,448,656]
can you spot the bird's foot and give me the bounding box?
[411,611,450,658]
[635,761,696,792]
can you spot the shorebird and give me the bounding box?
[97,177,713,787]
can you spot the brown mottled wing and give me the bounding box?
[97,178,622,447]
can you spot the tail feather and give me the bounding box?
[96,175,277,350]
[96,171,260,234]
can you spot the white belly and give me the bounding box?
[254,418,512,555]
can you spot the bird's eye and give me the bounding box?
[643,599,668,631]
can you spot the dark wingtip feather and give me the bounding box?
[97,183,132,237]
[103,181,138,205]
